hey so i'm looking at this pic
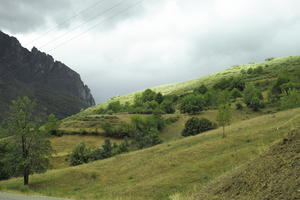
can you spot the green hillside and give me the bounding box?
[0,108,299,200]
[71,55,300,118]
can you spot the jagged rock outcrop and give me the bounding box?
[0,31,95,119]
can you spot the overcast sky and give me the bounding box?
[1,0,300,103]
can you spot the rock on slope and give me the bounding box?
[0,31,95,119]
[188,128,300,200]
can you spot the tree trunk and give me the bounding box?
[222,126,226,138]
[24,168,29,185]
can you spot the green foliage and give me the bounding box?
[243,84,264,111]
[179,94,206,114]
[165,116,180,124]
[247,68,254,74]
[213,77,245,91]
[141,89,157,103]
[253,66,264,74]
[216,103,232,138]
[231,88,242,99]
[235,100,244,110]
[101,139,113,158]
[107,101,122,113]
[6,96,53,185]
[160,98,176,114]
[195,85,208,94]
[0,141,15,180]
[280,89,300,110]
[155,92,164,104]
[69,142,91,166]
[101,122,131,138]
[130,115,163,149]
[44,114,61,136]
[182,117,216,137]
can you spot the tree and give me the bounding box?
[182,117,216,137]
[216,103,232,138]
[102,139,112,158]
[44,114,61,136]
[69,142,90,166]
[195,85,208,94]
[107,101,122,113]
[0,141,15,180]
[6,96,53,185]
[243,84,264,111]
[155,92,164,104]
[231,88,242,99]
[280,89,300,110]
[141,89,156,103]
[160,98,175,114]
[179,94,206,114]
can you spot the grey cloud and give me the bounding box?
[0,0,71,33]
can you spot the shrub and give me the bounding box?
[243,84,264,111]
[280,89,300,110]
[195,85,208,94]
[165,116,180,124]
[179,94,206,114]
[235,101,244,110]
[69,142,91,166]
[231,88,242,99]
[160,98,176,114]
[182,117,216,137]
[247,68,254,74]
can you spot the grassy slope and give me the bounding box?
[49,135,122,169]
[1,108,299,200]
[69,55,300,119]
[176,128,300,200]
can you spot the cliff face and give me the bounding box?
[0,31,95,119]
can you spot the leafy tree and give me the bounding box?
[179,94,206,114]
[253,66,264,74]
[235,100,244,110]
[101,139,113,158]
[280,89,300,110]
[160,98,176,114]
[182,117,216,137]
[155,92,164,104]
[247,68,254,74]
[6,96,53,185]
[107,101,122,113]
[216,103,232,138]
[195,85,208,94]
[44,114,61,136]
[69,142,91,166]
[141,89,156,103]
[0,141,15,180]
[243,84,264,111]
[231,88,242,99]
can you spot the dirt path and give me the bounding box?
[0,192,72,200]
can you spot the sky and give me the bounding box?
[1,0,300,103]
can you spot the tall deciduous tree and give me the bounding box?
[6,96,53,185]
[216,103,232,138]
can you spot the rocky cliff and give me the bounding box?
[0,31,95,119]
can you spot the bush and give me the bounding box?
[243,84,264,111]
[69,142,91,166]
[165,116,180,124]
[280,89,300,110]
[182,117,216,137]
[235,101,244,110]
[179,94,206,114]
[195,85,208,94]
[231,88,242,99]
[160,98,176,114]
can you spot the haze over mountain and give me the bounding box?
[0,31,95,119]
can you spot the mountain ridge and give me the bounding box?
[0,31,95,119]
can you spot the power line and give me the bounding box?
[38,0,125,49]
[48,0,144,52]
[24,0,108,46]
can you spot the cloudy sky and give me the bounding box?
[1,0,300,103]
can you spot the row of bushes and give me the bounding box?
[69,139,129,166]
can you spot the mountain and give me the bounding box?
[0,31,95,119]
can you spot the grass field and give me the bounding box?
[1,107,299,200]
[49,135,122,169]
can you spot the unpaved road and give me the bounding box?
[0,192,72,200]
